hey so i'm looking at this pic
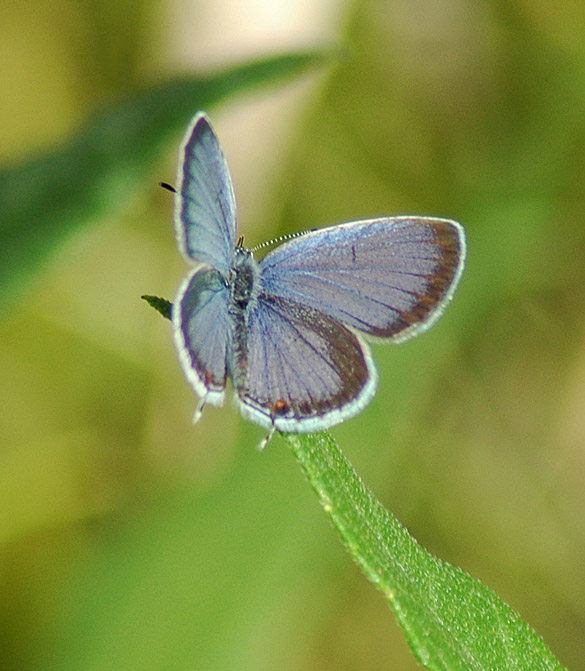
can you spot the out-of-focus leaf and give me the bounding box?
[41,444,338,671]
[0,51,328,311]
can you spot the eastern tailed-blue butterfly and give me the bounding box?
[171,112,466,447]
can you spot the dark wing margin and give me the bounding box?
[259,217,465,342]
[174,113,237,274]
[233,295,378,432]
[172,265,230,407]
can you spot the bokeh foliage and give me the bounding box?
[1,0,585,669]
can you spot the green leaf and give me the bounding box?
[284,431,566,671]
[0,51,328,312]
[141,295,172,320]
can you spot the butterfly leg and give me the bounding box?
[193,395,207,423]
[257,422,276,451]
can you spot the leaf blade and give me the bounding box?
[284,431,566,671]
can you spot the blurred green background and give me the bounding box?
[1,0,585,669]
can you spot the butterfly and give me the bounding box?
[171,112,466,447]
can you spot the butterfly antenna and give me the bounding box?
[250,228,318,253]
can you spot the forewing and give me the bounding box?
[259,217,465,342]
[174,113,236,273]
[172,265,230,405]
[233,295,377,432]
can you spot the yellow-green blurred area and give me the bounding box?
[1,0,585,669]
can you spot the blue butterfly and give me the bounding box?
[172,113,465,446]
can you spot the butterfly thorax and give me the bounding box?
[229,247,260,310]
[227,247,261,390]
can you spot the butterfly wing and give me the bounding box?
[173,266,230,406]
[259,217,465,342]
[232,294,377,432]
[174,113,236,274]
